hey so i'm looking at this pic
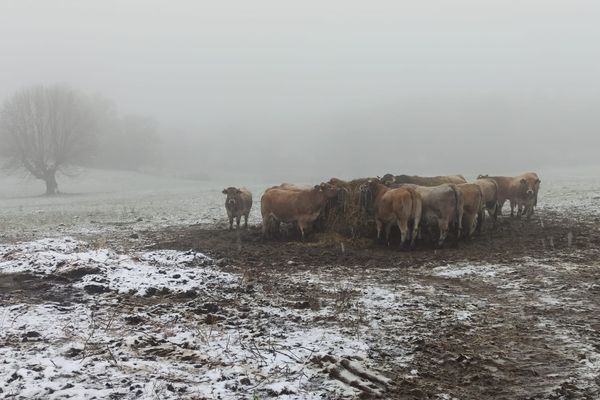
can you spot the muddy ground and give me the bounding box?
[2,209,600,399]
[138,210,600,399]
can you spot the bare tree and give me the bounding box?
[0,85,96,195]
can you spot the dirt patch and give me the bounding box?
[145,210,599,271]
[0,272,84,306]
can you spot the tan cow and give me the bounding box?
[363,179,422,249]
[389,183,463,247]
[261,183,339,239]
[382,174,467,187]
[222,187,253,230]
[457,183,484,238]
[268,183,314,192]
[473,178,499,229]
[477,172,541,219]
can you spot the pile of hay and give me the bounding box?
[316,178,377,239]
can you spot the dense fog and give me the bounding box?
[1,1,599,183]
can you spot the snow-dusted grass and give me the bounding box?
[0,238,394,399]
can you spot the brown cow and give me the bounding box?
[381,174,467,186]
[389,183,463,247]
[261,183,339,239]
[477,173,541,219]
[473,178,499,229]
[222,187,253,230]
[265,182,332,233]
[457,183,484,238]
[363,179,422,249]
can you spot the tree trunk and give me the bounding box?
[44,170,58,195]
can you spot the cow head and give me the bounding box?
[519,178,536,199]
[380,173,395,186]
[222,187,242,208]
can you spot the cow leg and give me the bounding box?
[410,222,420,249]
[261,216,269,238]
[428,222,436,244]
[470,214,477,237]
[244,214,249,229]
[516,203,524,218]
[462,215,470,239]
[236,216,241,229]
[492,203,498,227]
[229,216,234,230]
[497,200,505,216]
[476,209,484,233]
[274,221,281,237]
[384,223,392,246]
[298,221,306,240]
[510,200,516,217]
[526,204,533,220]
[375,219,383,243]
[467,215,477,238]
[438,219,449,247]
[397,220,409,250]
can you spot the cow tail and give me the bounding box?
[450,184,463,238]
[491,179,499,221]
[475,185,485,232]
[408,187,417,226]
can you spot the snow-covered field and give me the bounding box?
[0,170,270,248]
[1,167,600,399]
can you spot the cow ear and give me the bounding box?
[314,184,320,190]
[520,178,526,184]
[222,189,227,194]
[536,179,541,184]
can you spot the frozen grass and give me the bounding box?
[0,168,271,243]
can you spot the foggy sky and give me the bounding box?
[1,1,599,181]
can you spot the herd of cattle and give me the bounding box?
[222,172,541,248]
